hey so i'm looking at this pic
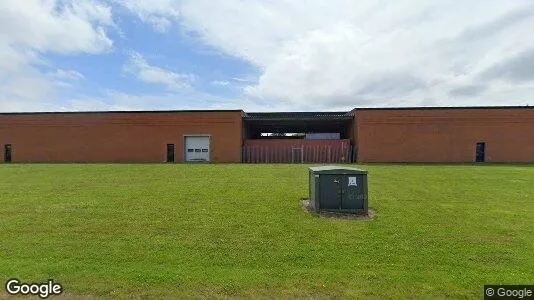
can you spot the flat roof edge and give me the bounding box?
[355,106,534,111]
[2,106,533,116]
[0,109,244,116]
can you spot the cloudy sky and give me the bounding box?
[1,0,534,112]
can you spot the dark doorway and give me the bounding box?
[4,144,12,163]
[475,142,485,163]
[166,144,175,163]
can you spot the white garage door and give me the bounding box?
[185,136,210,162]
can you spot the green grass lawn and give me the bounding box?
[0,164,533,299]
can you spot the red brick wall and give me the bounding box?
[355,108,534,163]
[4,108,534,163]
[0,111,243,163]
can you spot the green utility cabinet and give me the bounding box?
[309,166,368,213]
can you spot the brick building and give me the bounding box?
[1,106,533,163]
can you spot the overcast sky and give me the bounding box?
[1,0,534,112]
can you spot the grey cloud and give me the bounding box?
[321,95,378,108]
[418,97,439,107]
[449,84,487,97]
[293,74,427,110]
[452,5,534,43]
[358,73,427,96]
[479,48,534,82]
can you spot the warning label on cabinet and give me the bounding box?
[348,177,357,186]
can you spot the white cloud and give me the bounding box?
[231,77,252,83]
[120,0,534,110]
[63,89,252,112]
[0,0,115,112]
[211,80,230,86]
[4,1,534,112]
[0,0,113,54]
[146,16,173,33]
[50,69,85,81]
[123,51,195,91]
[47,69,85,88]
[116,0,180,33]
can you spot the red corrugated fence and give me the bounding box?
[242,139,352,163]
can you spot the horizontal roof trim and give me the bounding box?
[355,106,534,111]
[0,106,532,116]
[244,111,354,120]
[0,109,244,116]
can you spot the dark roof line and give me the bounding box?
[244,111,354,119]
[0,109,244,116]
[0,106,532,116]
[355,106,534,111]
